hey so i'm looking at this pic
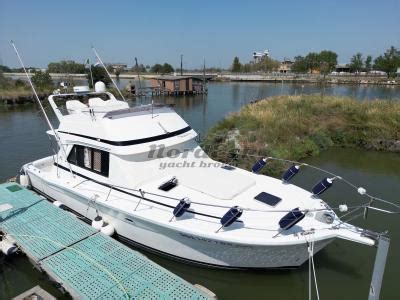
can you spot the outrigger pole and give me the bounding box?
[10,40,75,178]
[91,47,127,102]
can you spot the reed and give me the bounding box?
[202,94,400,174]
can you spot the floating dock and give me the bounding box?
[0,182,212,299]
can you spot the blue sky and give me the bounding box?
[0,0,399,69]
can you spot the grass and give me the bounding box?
[202,94,400,175]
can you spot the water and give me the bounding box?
[0,82,399,299]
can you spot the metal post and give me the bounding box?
[368,235,390,300]
[180,54,183,76]
[135,57,142,94]
[134,189,145,211]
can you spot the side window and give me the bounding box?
[67,145,109,177]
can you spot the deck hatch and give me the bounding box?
[254,192,282,206]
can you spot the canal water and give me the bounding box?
[0,82,399,299]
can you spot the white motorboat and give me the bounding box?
[18,81,379,269]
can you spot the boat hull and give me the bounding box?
[27,170,334,269]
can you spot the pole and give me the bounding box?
[92,47,126,101]
[135,57,142,92]
[11,40,74,178]
[203,58,206,93]
[180,54,183,76]
[88,60,94,90]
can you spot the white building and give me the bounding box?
[253,49,269,63]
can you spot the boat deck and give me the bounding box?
[0,182,211,299]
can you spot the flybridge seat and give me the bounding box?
[66,100,87,114]
[88,97,129,112]
[65,98,129,115]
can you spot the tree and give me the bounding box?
[162,63,174,74]
[149,63,174,74]
[31,70,53,91]
[47,60,86,74]
[291,51,337,74]
[304,52,320,73]
[231,56,242,72]
[373,46,400,77]
[150,63,162,73]
[291,56,308,73]
[87,66,112,88]
[0,65,11,72]
[365,55,372,72]
[349,53,364,73]
[318,50,338,74]
[260,57,280,72]
[131,63,146,73]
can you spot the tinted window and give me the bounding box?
[67,145,109,177]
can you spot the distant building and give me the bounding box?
[335,64,350,73]
[278,59,293,73]
[253,50,269,63]
[107,63,128,72]
[149,75,206,95]
[396,67,400,77]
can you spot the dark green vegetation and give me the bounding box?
[291,51,338,74]
[202,95,400,175]
[87,66,112,88]
[47,60,86,74]
[31,70,53,91]
[149,63,174,74]
[0,69,53,101]
[231,56,280,73]
[373,46,400,77]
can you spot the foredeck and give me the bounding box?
[0,182,211,299]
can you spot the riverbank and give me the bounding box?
[202,94,400,175]
[5,72,399,85]
[214,74,399,85]
[0,88,51,104]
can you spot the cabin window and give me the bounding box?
[67,145,109,177]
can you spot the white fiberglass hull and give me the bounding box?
[27,169,333,269]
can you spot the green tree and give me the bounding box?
[150,63,162,73]
[261,57,280,72]
[349,53,364,73]
[0,65,12,72]
[304,52,320,72]
[373,46,400,77]
[48,60,86,74]
[318,50,338,74]
[87,66,112,88]
[31,70,53,91]
[365,55,372,72]
[231,56,242,72]
[291,56,308,73]
[132,63,146,73]
[162,63,174,73]
[150,63,174,74]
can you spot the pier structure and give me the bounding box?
[0,182,213,300]
[149,75,209,96]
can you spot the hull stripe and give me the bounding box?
[58,126,192,146]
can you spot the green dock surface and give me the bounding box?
[0,182,210,299]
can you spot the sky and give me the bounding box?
[0,0,399,69]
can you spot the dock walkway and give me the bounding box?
[0,182,210,299]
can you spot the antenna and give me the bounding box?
[10,40,74,178]
[91,47,126,101]
[180,54,183,76]
[86,58,94,90]
[134,57,142,93]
